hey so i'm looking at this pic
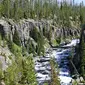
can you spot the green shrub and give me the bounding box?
[3,55,37,85]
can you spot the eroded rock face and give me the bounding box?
[0,45,13,70]
[55,27,80,38]
[0,19,80,46]
[0,20,11,39]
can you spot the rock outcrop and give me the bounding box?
[0,19,81,46]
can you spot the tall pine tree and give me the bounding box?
[79,25,85,78]
[13,29,21,46]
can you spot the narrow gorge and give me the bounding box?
[0,0,85,85]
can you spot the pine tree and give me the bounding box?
[50,58,60,85]
[30,28,39,42]
[4,55,37,85]
[36,32,45,55]
[79,25,85,78]
[79,2,85,24]
[7,0,10,18]
[28,40,35,54]
[13,0,19,20]
[7,34,13,52]
[13,29,21,46]
[1,0,11,18]
[0,3,4,18]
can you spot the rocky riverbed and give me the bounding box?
[34,39,79,85]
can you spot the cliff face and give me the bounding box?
[0,18,81,73]
[0,19,80,46]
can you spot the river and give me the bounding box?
[34,39,79,85]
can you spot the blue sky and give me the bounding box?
[57,0,85,5]
[75,0,85,5]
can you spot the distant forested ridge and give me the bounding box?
[0,0,85,27]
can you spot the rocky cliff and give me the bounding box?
[0,18,81,82]
[0,18,81,47]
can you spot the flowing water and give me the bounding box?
[34,39,79,85]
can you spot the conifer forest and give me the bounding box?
[0,0,85,85]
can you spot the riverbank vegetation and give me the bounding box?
[50,58,60,85]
